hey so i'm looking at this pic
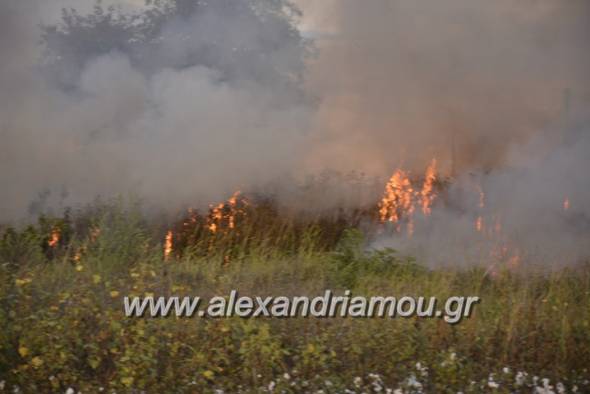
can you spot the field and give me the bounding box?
[1,200,589,393]
[2,0,590,392]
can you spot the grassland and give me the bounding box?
[0,201,589,393]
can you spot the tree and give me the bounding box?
[42,0,310,94]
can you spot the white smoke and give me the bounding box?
[1,0,590,268]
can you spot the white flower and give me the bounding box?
[515,371,528,386]
[369,373,382,382]
[406,374,422,390]
[393,389,403,394]
[416,362,429,377]
[65,389,75,394]
[324,380,333,387]
[502,367,510,374]
[533,379,556,394]
[0,381,5,390]
[556,382,566,394]
[283,373,290,381]
[267,381,276,392]
[354,376,363,388]
[488,373,499,389]
[487,381,499,389]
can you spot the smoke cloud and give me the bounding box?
[303,0,590,175]
[0,0,311,221]
[1,0,590,266]
[299,0,590,265]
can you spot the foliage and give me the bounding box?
[41,0,310,92]
[0,205,589,392]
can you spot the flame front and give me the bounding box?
[48,228,60,248]
[379,159,438,234]
[207,191,244,234]
[475,185,485,231]
[164,230,173,260]
[379,169,413,225]
[475,216,483,232]
[420,158,437,215]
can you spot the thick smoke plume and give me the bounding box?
[1,0,590,265]
[1,0,311,221]
[303,0,590,175]
[298,0,590,265]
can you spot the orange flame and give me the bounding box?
[563,197,570,211]
[90,227,101,242]
[164,230,173,260]
[477,186,485,209]
[379,160,438,235]
[207,191,244,234]
[379,169,414,227]
[48,228,61,248]
[475,216,483,232]
[420,158,437,215]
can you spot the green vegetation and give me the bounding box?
[0,202,589,393]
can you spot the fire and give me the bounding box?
[474,185,485,231]
[475,216,483,232]
[378,165,527,272]
[208,202,224,233]
[164,230,173,260]
[420,158,437,215]
[379,159,438,234]
[90,226,101,242]
[379,169,413,224]
[207,191,244,234]
[563,197,570,211]
[477,186,485,209]
[48,228,60,248]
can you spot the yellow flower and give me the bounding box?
[110,290,120,298]
[18,346,29,357]
[202,370,214,380]
[15,278,32,287]
[93,274,102,284]
[121,377,134,387]
[31,357,44,368]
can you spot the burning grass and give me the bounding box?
[0,172,589,392]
